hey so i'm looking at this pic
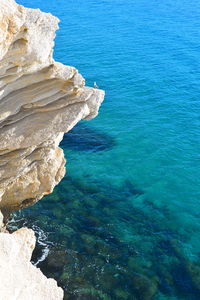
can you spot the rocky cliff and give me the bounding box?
[0,0,104,298]
[0,0,104,217]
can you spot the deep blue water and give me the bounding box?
[14,0,200,299]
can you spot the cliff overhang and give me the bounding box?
[0,0,104,218]
[0,0,104,299]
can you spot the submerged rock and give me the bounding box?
[132,273,158,300]
[41,249,68,273]
[114,288,130,300]
[184,261,200,292]
[0,0,104,216]
[168,239,200,297]
[125,180,144,196]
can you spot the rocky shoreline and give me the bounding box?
[0,211,63,299]
[0,0,104,298]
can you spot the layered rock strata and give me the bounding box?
[0,0,104,217]
[0,1,104,298]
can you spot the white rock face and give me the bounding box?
[0,223,64,300]
[0,0,104,215]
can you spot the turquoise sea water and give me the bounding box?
[14,0,200,299]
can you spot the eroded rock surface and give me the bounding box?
[0,221,63,299]
[0,0,104,216]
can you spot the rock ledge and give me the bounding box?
[0,0,104,299]
[0,0,104,216]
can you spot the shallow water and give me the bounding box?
[13,0,200,299]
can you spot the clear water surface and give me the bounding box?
[13,0,200,299]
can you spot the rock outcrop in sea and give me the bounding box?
[0,211,64,299]
[0,0,104,298]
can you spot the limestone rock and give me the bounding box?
[0,0,104,215]
[0,211,3,230]
[0,227,63,299]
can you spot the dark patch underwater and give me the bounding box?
[9,174,200,300]
[60,123,115,152]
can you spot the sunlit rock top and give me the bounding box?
[0,0,104,216]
